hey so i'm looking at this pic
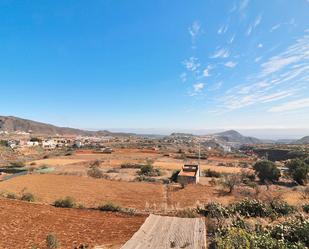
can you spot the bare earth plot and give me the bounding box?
[0,174,164,210]
[0,198,145,249]
[121,214,206,249]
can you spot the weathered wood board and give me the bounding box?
[121,214,206,249]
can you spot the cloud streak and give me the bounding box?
[269,98,309,112]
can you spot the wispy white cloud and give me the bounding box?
[260,91,294,103]
[229,34,236,44]
[217,32,309,111]
[261,33,309,76]
[269,98,309,112]
[246,14,262,36]
[255,56,262,62]
[188,21,201,39]
[270,24,280,32]
[183,57,200,72]
[211,48,230,58]
[189,82,205,96]
[193,83,205,92]
[239,0,250,12]
[224,61,238,68]
[188,21,201,48]
[218,25,229,35]
[203,67,211,77]
[258,43,263,48]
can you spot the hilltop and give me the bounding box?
[215,130,261,144]
[295,135,309,144]
[0,116,109,136]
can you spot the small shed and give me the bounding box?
[177,164,200,185]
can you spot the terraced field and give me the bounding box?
[0,198,145,249]
[0,174,164,210]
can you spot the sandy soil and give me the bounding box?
[0,174,164,210]
[0,198,145,249]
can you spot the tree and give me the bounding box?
[220,174,242,194]
[286,159,309,185]
[253,160,281,183]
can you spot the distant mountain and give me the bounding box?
[215,130,261,144]
[0,116,110,136]
[295,136,309,144]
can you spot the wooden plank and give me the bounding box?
[121,214,206,249]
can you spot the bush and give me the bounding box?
[214,226,306,249]
[87,165,104,178]
[270,216,309,247]
[215,227,252,249]
[204,169,221,178]
[120,163,143,169]
[253,160,281,183]
[220,174,241,193]
[10,161,25,168]
[202,202,230,219]
[46,234,59,249]
[176,208,198,218]
[53,197,75,208]
[286,159,309,185]
[230,199,272,217]
[138,165,161,176]
[135,176,157,182]
[98,202,122,212]
[6,192,18,199]
[170,170,180,182]
[270,200,295,216]
[21,192,35,202]
[303,204,309,213]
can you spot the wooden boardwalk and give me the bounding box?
[121,214,206,249]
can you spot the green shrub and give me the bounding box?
[215,227,252,249]
[176,208,198,218]
[21,192,35,202]
[270,216,309,247]
[98,202,122,212]
[135,176,158,182]
[270,200,295,216]
[230,199,272,217]
[87,165,104,178]
[303,204,309,213]
[120,163,143,169]
[53,197,75,208]
[138,165,161,176]
[202,202,230,218]
[6,192,18,199]
[10,161,25,168]
[204,169,221,178]
[170,170,180,182]
[46,234,59,248]
[286,159,309,185]
[253,160,281,183]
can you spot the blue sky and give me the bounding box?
[1,0,309,133]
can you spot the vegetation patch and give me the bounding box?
[98,202,122,212]
[53,196,76,208]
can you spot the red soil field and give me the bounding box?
[0,198,145,249]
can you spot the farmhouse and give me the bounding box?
[177,164,200,185]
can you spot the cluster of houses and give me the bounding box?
[4,135,115,150]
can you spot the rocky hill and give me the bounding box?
[295,136,309,144]
[0,116,109,136]
[215,130,261,144]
